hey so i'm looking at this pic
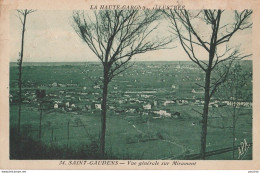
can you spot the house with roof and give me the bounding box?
[153,110,171,118]
[192,89,204,94]
[143,104,151,110]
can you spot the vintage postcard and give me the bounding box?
[0,0,260,170]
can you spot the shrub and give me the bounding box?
[10,126,114,160]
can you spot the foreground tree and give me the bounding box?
[16,9,36,136]
[164,9,252,159]
[73,10,171,156]
[214,62,252,159]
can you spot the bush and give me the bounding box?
[10,126,114,160]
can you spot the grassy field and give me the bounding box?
[10,104,252,160]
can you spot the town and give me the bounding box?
[10,61,252,122]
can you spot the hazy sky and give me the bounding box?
[10,10,252,62]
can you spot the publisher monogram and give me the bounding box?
[238,139,251,160]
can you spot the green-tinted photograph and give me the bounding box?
[9,9,252,160]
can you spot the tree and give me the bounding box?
[213,62,252,159]
[73,10,171,156]
[164,9,252,159]
[16,9,36,136]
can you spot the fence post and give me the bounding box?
[51,127,54,142]
[36,90,46,141]
[39,103,42,140]
[67,120,70,150]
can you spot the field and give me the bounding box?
[9,61,253,160]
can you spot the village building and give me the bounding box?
[52,82,58,87]
[163,100,175,106]
[54,103,58,109]
[59,84,66,87]
[109,106,115,110]
[67,84,77,87]
[143,104,151,110]
[95,104,102,110]
[126,108,135,113]
[192,89,204,94]
[118,100,124,104]
[171,85,176,89]
[153,101,158,107]
[93,85,100,89]
[153,110,171,118]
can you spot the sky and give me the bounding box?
[9,10,252,62]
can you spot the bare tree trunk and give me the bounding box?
[100,70,109,157]
[72,10,172,158]
[232,113,236,159]
[200,70,211,160]
[18,13,27,136]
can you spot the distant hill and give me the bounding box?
[9,60,252,67]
